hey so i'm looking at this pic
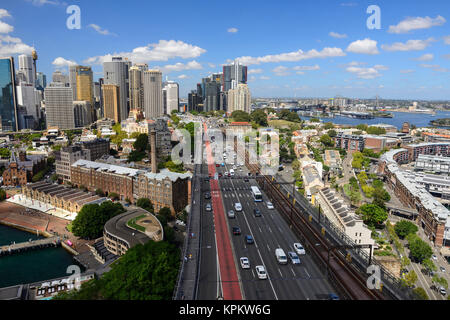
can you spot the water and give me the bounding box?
[0,225,77,288]
[300,110,450,130]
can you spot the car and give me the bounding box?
[218,173,223,178]
[294,243,306,255]
[255,265,267,279]
[224,171,229,177]
[328,293,340,300]
[204,192,211,199]
[266,202,274,210]
[216,164,220,167]
[234,203,243,212]
[439,286,447,296]
[254,208,262,217]
[240,257,250,269]
[244,178,249,182]
[228,210,236,219]
[245,235,254,244]
[440,266,446,273]
[232,227,241,235]
[221,163,225,167]
[205,203,212,212]
[432,254,438,261]
[275,248,288,264]
[288,251,301,265]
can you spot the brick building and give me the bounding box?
[2,151,46,187]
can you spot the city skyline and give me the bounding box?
[1,0,450,100]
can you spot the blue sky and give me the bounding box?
[1,0,450,99]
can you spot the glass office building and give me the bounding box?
[0,57,18,132]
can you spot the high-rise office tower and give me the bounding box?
[36,72,47,90]
[163,81,179,114]
[223,59,247,92]
[204,80,220,112]
[143,69,163,119]
[0,57,18,132]
[103,57,130,121]
[16,82,38,124]
[69,65,78,100]
[98,78,104,118]
[44,83,75,129]
[18,54,35,86]
[76,66,94,106]
[73,101,93,128]
[129,66,143,110]
[227,83,251,114]
[52,70,69,86]
[102,84,121,123]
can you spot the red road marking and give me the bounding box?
[204,123,242,300]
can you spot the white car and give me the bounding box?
[234,203,243,212]
[266,202,274,210]
[294,243,306,255]
[432,254,438,261]
[240,257,250,269]
[255,265,267,279]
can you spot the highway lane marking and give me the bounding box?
[290,268,296,277]
[268,226,273,234]
[266,244,271,251]
[258,227,262,233]
[278,268,283,278]
[304,268,311,279]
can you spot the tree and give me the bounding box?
[401,256,411,269]
[250,109,268,127]
[409,238,433,263]
[394,220,419,239]
[0,189,6,202]
[109,193,120,201]
[55,240,180,300]
[72,201,125,239]
[403,270,417,288]
[136,198,154,213]
[95,189,105,197]
[133,133,149,152]
[319,134,334,147]
[422,258,437,275]
[231,110,250,122]
[0,148,10,158]
[159,207,173,221]
[292,159,300,171]
[327,129,337,138]
[323,122,334,130]
[412,287,429,300]
[356,204,388,227]
[432,275,448,290]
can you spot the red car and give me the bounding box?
[216,164,220,167]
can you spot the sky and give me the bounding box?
[1,0,450,100]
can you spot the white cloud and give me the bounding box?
[84,40,207,65]
[235,47,346,65]
[26,0,62,6]
[400,69,415,74]
[0,35,34,56]
[177,74,188,79]
[260,76,270,80]
[0,21,13,34]
[272,66,290,76]
[444,36,450,45]
[159,60,202,73]
[388,15,446,34]
[293,64,320,71]
[88,24,117,36]
[207,63,216,68]
[0,9,11,19]
[346,38,379,55]
[413,53,434,61]
[381,38,435,52]
[419,64,449,72]
[248,68,263,74]
[52,57,77,67]
[329,32,347,39]
[345,64,384,79]
[443,54,450,60]
[227,27,238,33]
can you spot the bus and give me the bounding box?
[251,186,263,202]
[229,169,235,176]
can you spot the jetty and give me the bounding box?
[0,237,61,256]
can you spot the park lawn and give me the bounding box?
[268,120,300,129]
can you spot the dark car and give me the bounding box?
[204,192,211,199]
[245,235,254,244]
[232,227,241,235]
[244,178,249,182]
[328,293,339,300]
[254,208,262,217]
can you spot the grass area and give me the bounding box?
[268,120,301,129]
[66,222,73,233]
[127,215,147,232]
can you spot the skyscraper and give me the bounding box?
[163,81,179,114]
[44,83,74,129]
[204,80,220,112]
[227,83,251,114]
[0,57,18,132]
[76,66,94,105]
[18,54,35,86]
[36,72,47,90]
[69,65,78,100]
[52,70,69,86]
[73,101,93,128]
[16,82,38,125]
[143,69,163,119]
[223,59,247,92]
[129,66,143,110]
[103,57,130,121]
[102,84,121,123]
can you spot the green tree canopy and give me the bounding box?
[72,201,126,239]
[394,220,419,239]
[231,110,251,122]
[409,238,433,263]
[133,133,149,152]
[250,109,268,127]
[412,287,429,300]
[356,204,388,227]
[319,134,334,147]
[136,198,154,213]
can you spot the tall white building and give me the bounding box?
[69,65,78,100]
[16,82,39,122]
[18,54,35,86]
[228,83,251,114]
[52,71,69,86]
[103,57,131,121]
[163,81,179,114]
[143,69,163,119]
[44,83,75,129]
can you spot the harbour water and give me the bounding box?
[0,224,77,288]
[300,110,450,130]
